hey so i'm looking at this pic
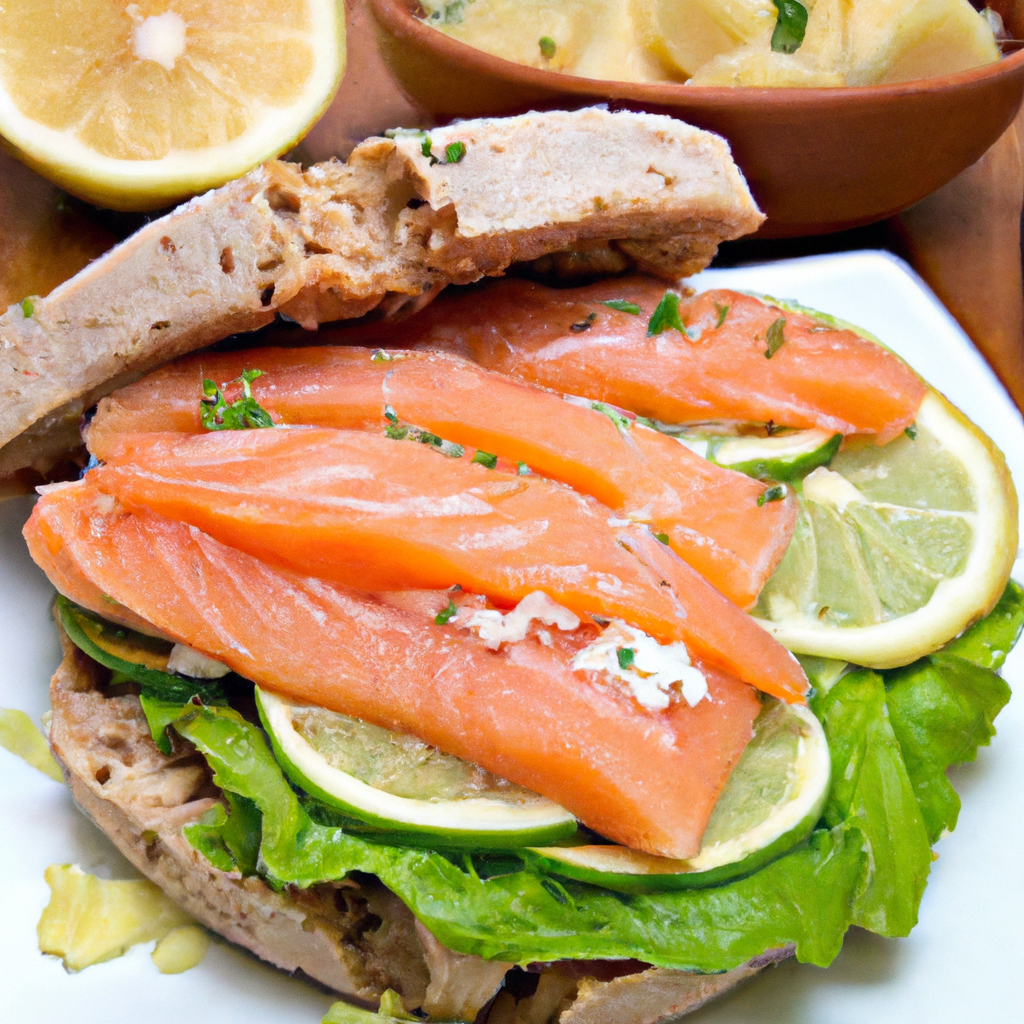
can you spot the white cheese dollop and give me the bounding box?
[462,591,580,650]
[572,620,707,710]
[166,644,231,679]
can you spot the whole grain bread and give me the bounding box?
[48,626,786,1023]
[0,107,762,476]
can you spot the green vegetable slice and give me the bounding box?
[708,428,842,482]
[256,687,577,849]
[524,699,829,892]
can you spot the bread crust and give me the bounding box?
[0,108,762,475]
[48,624,787,1022]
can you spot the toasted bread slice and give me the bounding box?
[0,108,762,479]
[47,623,786,1022]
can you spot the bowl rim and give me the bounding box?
[369,0,1024,108]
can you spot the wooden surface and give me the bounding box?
[1,0,1022,413]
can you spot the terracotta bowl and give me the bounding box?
[366,0,1024,237]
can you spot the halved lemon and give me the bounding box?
[0,1,345,210]
[753,389,1018,669]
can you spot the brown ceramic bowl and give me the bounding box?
[366,0,1024,237]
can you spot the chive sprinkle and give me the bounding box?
[472,450,498,469]
[647,292,685,336]
[764,317,787,359]
[21,297,34,318]
[905,423,918,440]
[617,647,635,670]
[435,598,458,625]
[445,140,467,164]
[654,532,670,545]
[771,0,808,54]
[539,36,556,59]
[602,299,641,315]
[715,303,729,328]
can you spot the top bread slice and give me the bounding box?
[0,107,763,479]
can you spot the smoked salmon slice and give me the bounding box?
[25,479,762,859]
[329,276,926,443]
[87,347,797,608]
[89,427,807,702]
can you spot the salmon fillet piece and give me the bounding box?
[26,479,761,859]
[88,427,807,702]
[87,346,798,608]
[334,276,926,443]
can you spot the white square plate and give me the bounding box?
[1,250,1021,1023]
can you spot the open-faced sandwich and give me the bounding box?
[4,108,1021,1024]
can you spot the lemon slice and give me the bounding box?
[753,390,1018,669]
[0,1,345,210]
[525,698,830,892]
[256,688,578,849]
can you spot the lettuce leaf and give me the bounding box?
[813,670,931,936]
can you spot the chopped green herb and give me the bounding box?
[437,440,466,458]
[21,297,34,318]
[634,416,658,430]
[384,405,399,424]
[591,401,632,432]
[370,349,393,363]
[771,0,808,54]
[435,599,458,625]
[602,299,641,315]
[764,317,787,359]
[385,424,410,440]
[200,370,274,431]
[715,303,730,328]
[617,647,635,670]
[472,450,498,470]
[905,423,918,440]
[416,430,443,447]
[654,532,670,545]
[570,312,598,333]
[517,461,531,475]
[445,140,467,164]
[647,292,685,336]
[758,484,787,507]
[538,36,556,59]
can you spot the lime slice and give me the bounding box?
[708,428,842,482]
[256,688,578,849]
[524,697,829,892]
[753,390,1018,668]
[0,0,345,210]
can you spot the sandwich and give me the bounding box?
[6,108,1021,1023]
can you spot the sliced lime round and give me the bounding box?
[256,687,577,849]
[708,428,842,482]
[524,697,829,892]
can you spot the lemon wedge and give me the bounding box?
[753,390,1018,668]
[0,1,345,210]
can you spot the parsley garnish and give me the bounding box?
[472,450,498,469]
[21,297,34,317]
[764,317,787,359]
[654,532,670,545]
[201,370,274,431]
[905,423,918,440]
[570,312,598,333]
[647,292,685,336]
[715,303,729,328]
[602,299,641,315]
[771,0,808,54]
[445,140,467,164]
[383,407,464,455]
[617,647,635,670]
[435,599,458,625]
[758,484,787,507]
